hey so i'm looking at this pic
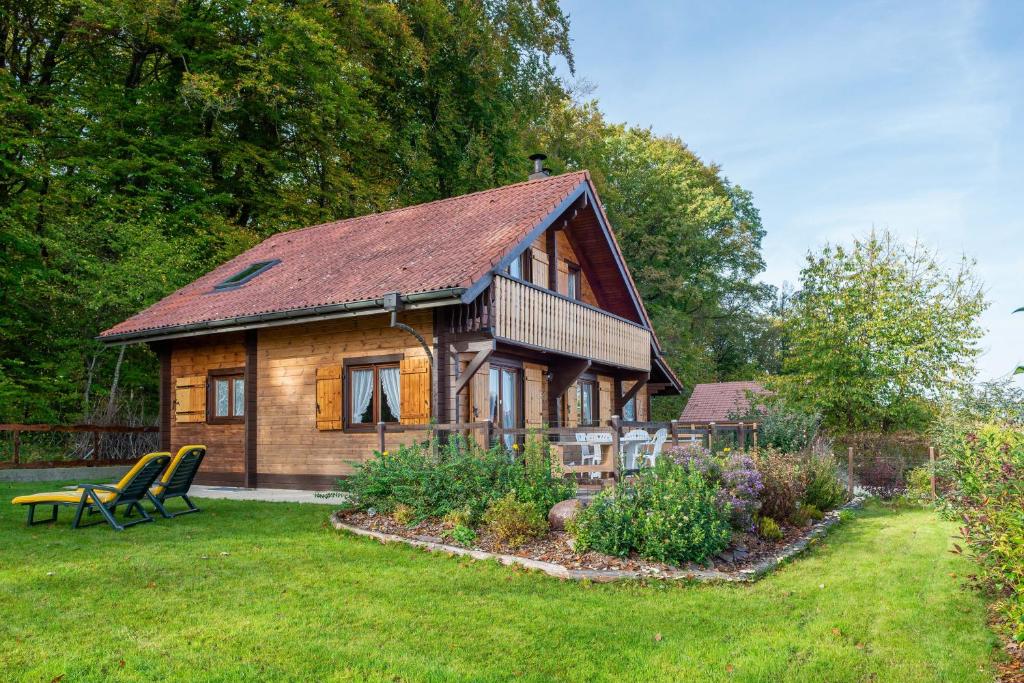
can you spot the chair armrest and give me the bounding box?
[78,484,121,494]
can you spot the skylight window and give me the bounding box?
[214,259,280,290]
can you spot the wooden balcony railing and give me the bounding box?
[491,275,651,371]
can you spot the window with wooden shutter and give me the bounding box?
[175,375,206,423]
[316,366,342,430]
[399,357,431,424]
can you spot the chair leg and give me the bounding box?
[146,492,171,519]
[26,504,57,526]
[182,495,200,514]
[90,495,124,531]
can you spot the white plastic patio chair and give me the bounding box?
[640,428,669,468]
[620,429,650,471]
[576,432,602,480]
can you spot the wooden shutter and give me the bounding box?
[563,382,578,428]
[524,364,544,428]
[316,366,342,430]
[530,248,549,288]
[175,375,206,423]
[400,356,431,424]
[598,376,613,425]
[469,363,490,423]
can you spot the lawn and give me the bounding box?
[0,480,1001,682]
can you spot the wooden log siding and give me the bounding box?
[492,275,651,371]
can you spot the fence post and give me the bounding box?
[751,422,758,449]
[377,422,386,453]
[709,422,717,450]
[738,422,746,450]
[12,429,20,466]
[670,420,679,448]
[847,446,854,498]
[92,430,100,461]
[929,446,937,501]
[610,421,620,482]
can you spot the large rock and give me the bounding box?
[548,498,582,531]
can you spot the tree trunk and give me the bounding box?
[106,345,126,422]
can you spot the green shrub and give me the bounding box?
[734,399,820,453]
[789,506,811,527]
[753,449,806,521]
[943,423,1024,639]
[337,435,574,523]
[442,506,474,529]
[755,515,783,540]
[570,459,731,565]
[803,504,824,521]
[801,452,847,511]
[447,525,477,547]
[392,503,415,525]
[901,466,934,506]
[567,489,640,558]
[482,492,549,548]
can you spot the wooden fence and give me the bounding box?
[0,423,159,469]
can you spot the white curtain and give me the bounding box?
[351,368,374,423]
[380,367,401,422]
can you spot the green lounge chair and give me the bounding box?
[147,445,206,518]
[11,451,172,531]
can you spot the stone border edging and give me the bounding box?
[329,496,864,584]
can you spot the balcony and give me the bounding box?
[488,275,651,371]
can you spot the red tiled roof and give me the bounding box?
[679,381,767,423]
[101,172,590,338]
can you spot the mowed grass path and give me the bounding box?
[0,481,999,682]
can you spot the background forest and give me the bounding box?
[0,0,988,432]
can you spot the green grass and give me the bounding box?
[0,481,1001,682]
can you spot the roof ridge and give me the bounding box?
[270,170,591,241]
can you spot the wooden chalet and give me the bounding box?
[100,161,682,489]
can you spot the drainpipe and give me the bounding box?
[383,292,433,367]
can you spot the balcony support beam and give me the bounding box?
[616,373,649,413]
[453,346,493,397]
[547,359,591,427]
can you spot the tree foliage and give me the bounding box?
[771,230,987,433]
[532,100,775,413]
[0,0,572,422]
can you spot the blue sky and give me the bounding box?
[558,0,1023,383]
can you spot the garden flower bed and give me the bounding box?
[331,497,861,582]
[332,435,854,581]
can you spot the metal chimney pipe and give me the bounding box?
[528,153,549,180]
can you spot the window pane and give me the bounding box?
[580,383,593,426]
[215,379,229,416]
[351,368,374,423]
[379,367,400,422]
[233,378,245,416]
[623,397,636,421]
[507,255,522,279]
[501,368,517,448]
[489,368,500,423]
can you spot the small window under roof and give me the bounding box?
[214,259,280,290]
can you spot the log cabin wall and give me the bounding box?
[169,333,247,485]
[526,229,598,306]
[256,310,434,488]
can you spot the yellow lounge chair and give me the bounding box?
[147,445,206,518]
[11,451,172,530]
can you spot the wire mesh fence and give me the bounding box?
[0,425,159,466]
[834,433,938,499]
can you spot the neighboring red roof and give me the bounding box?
[101,172,591,339]
[679,381,767,423]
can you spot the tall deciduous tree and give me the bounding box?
[533,101,775,408]
[0,0,572,422]
[773,230,987,432]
